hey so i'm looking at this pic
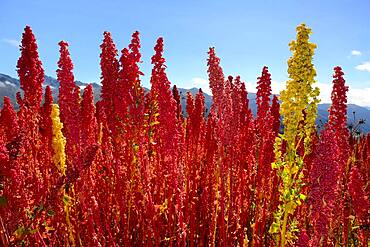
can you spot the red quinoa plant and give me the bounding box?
[1,24,369,247]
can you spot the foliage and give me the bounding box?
[0,24,368,246]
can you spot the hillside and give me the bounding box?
[1,73,369,132]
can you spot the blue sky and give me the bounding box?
[1,0,370,105]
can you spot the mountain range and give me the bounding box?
[1,73,369,133]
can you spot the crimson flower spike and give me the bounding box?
[0,97,19,142]
[150,37,182,244]
[326,67,351,245]
[348,164,369,246]
[17,26,44,109]
[81,84,98,146]
[348,165,369,224]
[128,31,145,114]
[40,86,54,145]
[116,47,131,121]
[129,31,142,69]
[100,31,119,130]
[186,91,195,121]
[207,47,225,113]
[309,127,339,245]
[172,85,183,122]
[328,66,349,132]
[309,67,350,245]
[256,66,272,125]
[116,31,144,124]
[150,37,179,159]
[57,40,80,124]
[271,95,281,134]
[193,89,206,134]
[253,66,276,245]
[57,40,81,166]
[0,132,8,165]
[327,66,350,166]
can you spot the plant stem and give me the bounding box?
[280,207,289,247]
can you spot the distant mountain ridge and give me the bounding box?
[0,73,102,106]
[1,73,369,133]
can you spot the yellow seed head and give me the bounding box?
[51,104,67,176]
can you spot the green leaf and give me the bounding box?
[14,226,26,239]
[271,162,278,169]
[47,209,56,216]
[291,165,298,174]
[299,193,306,201]
[29,228,38,234]
[62,194,72,206]
[286,201,296,215]
[35,204,44,212]
[0,196,7,207]
[133,143,139,152]
[269,222,280,234]
[150,121,160,126]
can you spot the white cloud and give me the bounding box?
[348,87,370,106]
[1,38,19,48]
[355,62,370,72]
[271,80,286,95]
[191,77,207,85]
[313,82,332,104]
[190,77,212,95]
[278,82,370,107]
[243,81,256,94]
[267,81,332,104]
[351,50,362,56]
